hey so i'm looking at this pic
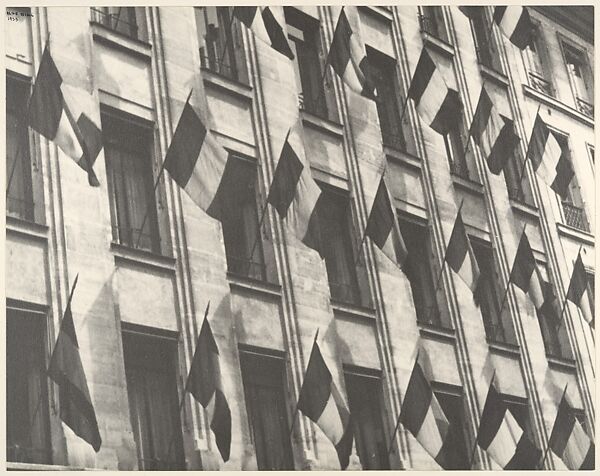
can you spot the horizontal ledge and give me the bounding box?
[522,84,593,128]
[111,242,176,273]
[6,216,48,242]
[556,222,594,246]
[228,274,282,300]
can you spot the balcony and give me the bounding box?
[200,50,244,84]
[562,202,590,233]
[576,97,594,119]
[528,71,554,97]
[90,7,143,41]
[112,225,161,255]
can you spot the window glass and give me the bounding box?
[90,7,147,41]
[419,6,448,43]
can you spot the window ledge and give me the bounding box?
[480,64,510,88]
[556,222,594,246]
[522,84,594,128]
[547,354,577,372]
[7,462,91,470]
[6,215,48,242]
[510,199,538,219]
[418,323,456,343]
[359,5,393,22]
[202,68,253,102]
[488,339,521,358]
[331,301,376,321]
[451,173,484,196]
[422,33,454,59]
[384,148,422,170]
[111,242,176,273]
[228,273,282,300]
[301,110,344,139]
[91,22,152,60]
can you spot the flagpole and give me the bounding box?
[513,104,541,200]
[497,224,528,321]
[245,200,270,277]
[215,9,238,76]
[134,89,194,250]
[469,370,496,469]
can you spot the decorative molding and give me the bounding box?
[418,324,456,344]
[488,340,521,359]
[522,84,594,128]
[202,68,254,102]
[91,22,152,60]
[228,274,282,301]
[556,222,594,246]
[111,242,176,274]
[6,215,49,242]
[301,110,344,139]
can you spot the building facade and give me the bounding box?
[5,5,594,471]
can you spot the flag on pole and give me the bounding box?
[325,7,376,100]
[477,380,541,469]
[47,274,102,452]
[186,303,232,462]
[28,45,101,186]
[548,390,594,470]
[365,175,408,267]
[233,6,294,60]
[297,338,353,469]
[408,48,462,134]
[445,209,480,292]
[493,6,535,50]
[266,125,323,256]
[508,230,545,309]
[163,94,233,221]
[567,251,594,327]
[458,6,483,19]
[527,113,574,201]
[400,354,451,468]
[470,87,520,175]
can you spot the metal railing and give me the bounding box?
[7,195,34,222]
[200,50,241,83]
[90,7,140,40]
[298,91,329,121]
[329,281,361,306]
[562,202,590,232]
[7,444,51,465]
[528,71,554,97]
[576,97,594,118]
[227,255,267,281]
[112,224,160,253]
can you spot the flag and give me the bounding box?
[187,303,232,462]
[365,176,408,266]
[470,87,520,175]
[163,94,233,221]
[508,230,545,309]
[233,6,294,60]
[445,209,480,292]
[549,390,594,470]
[477,381,541,469]
[408,48,462,134]
[325,7,376,99]
[458,6,483,19]
[47,274,102,452]
[567,251,594,327]
[400,355,451,468]
[266,125,323,255]
[297,339,353,469]
[527,113,574,200]
[493,6,535,50]
[28,45,101,186]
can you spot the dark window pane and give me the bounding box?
[240,352,294,470]
[122,332,185,470]
[345,372,390,470]
[444,117,470,180]
[419,6,448,42]
[435,391,468,469]
[469,9,502,72]
[90,7,145,41]
[7,309,51,465]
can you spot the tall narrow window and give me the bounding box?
[90,7,147,41]
[562,43,593,117]
[240,350,294,470]
[196,7,247,83]
[419,6,448,43]
[469,8,502,72]
[212,156,266,281]
[504,398,539,469]
[345,371,390,469]
[312,186,361,306]
[7,308,51,465]
[285,8,328,118]
[524,25,554,96]
[398,217,442,327]
[102,111,161,253]
[443,108,472,181]
[122,330,185,470]
[6,74,34,222]
[472,240,517,344]
[367,49,406,152]
[434,389,469,469]
[503,147,534,205]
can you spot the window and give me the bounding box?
[443,108,472,181]
[212,156,266,281]
[310,186,361,305]
[524,24,554,96]
[345,371,390,469]
[240,350,294,470]
[7,308,51,465]
[468,8,503,72]
[434,389,469,469]
[503,146,534,205]
[562,43,593,117]
[6,74,34,222]
[367,49,406,152]
[90,7,148,41]
[196,7,248,84]
[122,330,185,470]
[285,8,328,118]
[419,6,448,43]
[471,240,517,344]
[398,217,443,327]
[587,144,594,171]
[503,397,539,470]
[102,111,161,253]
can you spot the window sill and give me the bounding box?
[331,300,376,321]
[111,242,176,273]
[556,222,594,246]
[510,199,538,219]
[422,32,454,59]
[451,173,484,196]
[547,354,577,372]
[359,5,393,22]
[418,323,456,343]
[487,339,520,358]
[522,84,594,128]
[201,67,253,102]
[301,110,344,139]
[480,64,509,88]
[7,462,90,470]
[6,215,48,242]
[228,273,282,300]
[384,146,421,167]
[91,22,152,60]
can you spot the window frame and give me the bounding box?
[90,7,148,42]
[522,20,555,97]
[467,7,503,73]
[558,36,594,113]
[418,6,449,44]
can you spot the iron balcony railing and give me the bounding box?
[576,97,594,119]
[562,202,590,232]
[200,50,241,83]
[90,7,140,41]
[227,255,267,282]
[112,225,161,254]
[329,281,361,306]
[528,71,554,97]
[298,91,330,121]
